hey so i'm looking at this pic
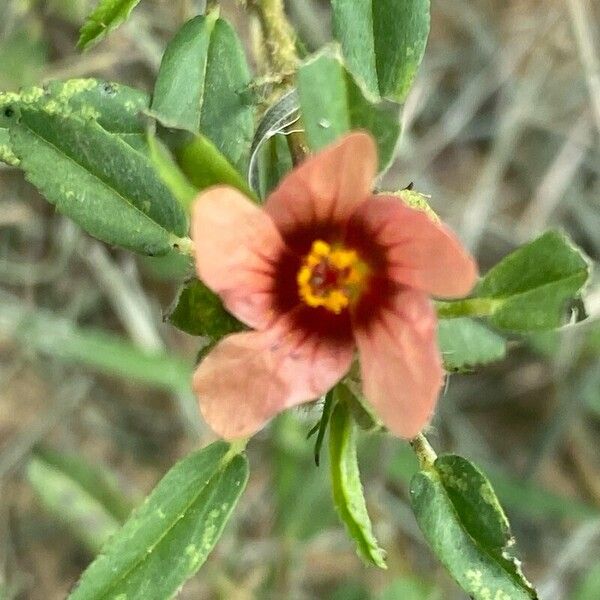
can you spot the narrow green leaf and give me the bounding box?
[147,132,198,213]
[0,292,192,392]
[410,455,537,600]
[438,318,506,372]
[68,442,249,600]
[7,107,187,255]
[151,14,254,172]
[167,279,243,338]
[78,0,143,50]
[27,453,126,553]
[474,231,590,332]
[331,0,430,102]
[312,390,334,466]
[329,399,387,568]
[168,130,256,199]
[297,47,401,171]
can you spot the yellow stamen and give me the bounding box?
[297,240,367,314]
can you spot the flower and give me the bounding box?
[191,132,477,440]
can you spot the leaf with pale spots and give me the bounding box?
[7,106,188,256]
[410,454,538,599]
[68,441,249,600]
[0,78,150,166]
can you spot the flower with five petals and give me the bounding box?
[191,132,477,440]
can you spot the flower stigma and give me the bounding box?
[297,239,367,314]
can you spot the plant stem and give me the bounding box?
[171,235,195,257]
[249,0,309,164]
[435,297,504,319]
[252,0,298,80]
[409,433,437,471]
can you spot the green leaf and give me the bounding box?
[166,129,256,198]
[1,79,150,165]
[78,0,143,50]
[0,292,192,392]
[151,14,254,172]
[297,47,401,172]
[147,132,198,213]
[391,445,600,522]
[329,398,387,568]
[7,106,188,256]
[167,279,243,338]
[68,441,249,600]
[331,0,430,102]
[410,455,537,600]
[438,318,506,372]
[27,448,134,553]
[474,231,590,332]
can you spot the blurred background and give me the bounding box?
[1,0,599,598]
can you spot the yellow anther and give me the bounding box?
[296,239,367,314]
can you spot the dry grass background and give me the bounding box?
[0,0,599,598]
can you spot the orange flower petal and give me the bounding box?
[352,196,478,298]
[193,323,355,440]
[191,186,286,329]
[354,290,443,439]
[265,132,377,238]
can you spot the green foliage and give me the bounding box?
[6,106,187,255]
[329,399,387,568]
[297,47,401,171]
[167,129,256,198]
[475,230,590,332]
[438,318,506,372]
[147,132,198,213]
[0,79,149,166]
[78,0,143,50]
[410,455,537,599]
[151,14,254,172]
[68,442,249,600]
[331,0,430,102]
[27,448,133,553]
[257,133,294,199]
[0,292,192,392]
[167,279,243,339]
